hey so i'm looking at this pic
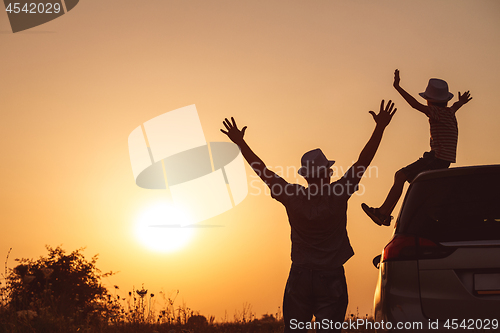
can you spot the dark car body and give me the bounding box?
[373,165,500,332]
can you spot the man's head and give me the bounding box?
[298,148,335,185]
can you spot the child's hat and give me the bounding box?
[298,148,335,178]
[419,78,454,102]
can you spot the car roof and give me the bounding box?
[412,164,500,182]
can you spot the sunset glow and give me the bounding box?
[1,0,499,322]
[134,202,196,253]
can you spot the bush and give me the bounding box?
[2,245,118,325]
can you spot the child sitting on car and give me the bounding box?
[362,69,472,226]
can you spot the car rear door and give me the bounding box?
[397,167,500,321]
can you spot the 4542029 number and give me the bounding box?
[444,319,499,330]
[5,2,62,14]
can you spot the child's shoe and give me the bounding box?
[361,203,392,226]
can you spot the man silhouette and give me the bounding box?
[221,100,396,332]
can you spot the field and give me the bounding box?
[0,247,376,333]
[0,312,377,333]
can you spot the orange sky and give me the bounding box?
[1,0,500,321]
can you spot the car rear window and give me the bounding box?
[396,172,500,242]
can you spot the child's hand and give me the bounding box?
[221,117,247,145]
[369,100,397,128]
[458,91,472,105]
[393,69,400,88]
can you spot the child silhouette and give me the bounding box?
[362,69,472,226]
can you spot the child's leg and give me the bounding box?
[363,152,447,226]
[378,169,408,217]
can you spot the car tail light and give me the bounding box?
[382,235,417,262]
[382,235,456,262]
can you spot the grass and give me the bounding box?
[0,312,377,333]
[0,301,376,333]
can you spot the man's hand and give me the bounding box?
[393,69,401,88]
[369,100,397,129]
[458,91,472,105]
[221,117,247,145]
[220,117,280,187]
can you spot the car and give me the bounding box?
[372,165,500,332]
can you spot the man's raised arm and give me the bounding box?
[346,100,396,184]
[221,117,284,188]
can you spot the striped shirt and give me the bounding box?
[425,105,458,163]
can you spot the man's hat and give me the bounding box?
[419,78,454,102]
[298,148,335,178]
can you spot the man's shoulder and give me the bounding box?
[284,183,306,192]
[270,182,305,201]
[329,176,359,198]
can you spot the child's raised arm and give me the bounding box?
[393,69,427,113]
[451,91,472,112]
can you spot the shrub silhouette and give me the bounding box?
[5,245,116,322]
[187,314,208,326]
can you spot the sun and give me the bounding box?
[134,201,196,253]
